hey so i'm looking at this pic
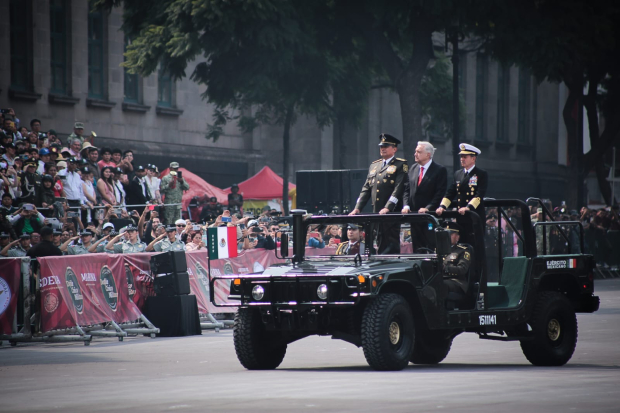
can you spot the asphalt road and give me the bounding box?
[1,279,619,413]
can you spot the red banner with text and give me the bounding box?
[38,255,142,333]
[0,259,21,335]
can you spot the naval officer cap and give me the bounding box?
[378,133,401,147]
[458,143,481,156]
[346,223,362,230]
[443,222,463,233]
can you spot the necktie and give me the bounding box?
[383,160,387,168]
[418,166,424,186]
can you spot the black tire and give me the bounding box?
[233,308,287,370]
[361,293,415,371]
[520,291,578,366]
[411,331,452,364]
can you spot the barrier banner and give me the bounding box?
[121,254,154,310]
[38,255,142,333]
[186,249,283,314]
[0,259,21,335]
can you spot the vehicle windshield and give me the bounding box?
[302,215,440,259]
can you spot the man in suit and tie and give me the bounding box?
[125,165,151,214]
[436,143,488,244]
[402,141,447,214]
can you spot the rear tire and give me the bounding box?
[520,292,577,366]
[411,331,452,364]
[233,308,287,370]
[361,294,414,371]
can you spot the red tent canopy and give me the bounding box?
[224,166,296,200]
[159,167,228,211]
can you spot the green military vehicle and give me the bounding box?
[210,199,600,371]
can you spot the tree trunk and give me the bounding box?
[282,104,294,216]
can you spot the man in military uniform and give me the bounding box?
[160,161,190,225]
[335,224,365,255]
[147,225,186,252]
[436,143,488,244]
[105,225,147,253]
[350,133,408,254]
[442,222,472,296]
[0,233,31,257]
[64,229,96,255]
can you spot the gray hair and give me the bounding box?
[417,141,436,157]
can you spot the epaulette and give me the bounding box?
[457,244,468,249]
[396,158,407,162]
[371,159,382,164]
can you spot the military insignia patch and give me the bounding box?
[464,251,471,260]
[403,164,408,173]
[387,165,397,174]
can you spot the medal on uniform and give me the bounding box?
[469,175,478,186]
[387,165,396,174]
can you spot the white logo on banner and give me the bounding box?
[0,278,11,316]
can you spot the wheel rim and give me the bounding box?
[389,321,401,345]
[547,318,561,341]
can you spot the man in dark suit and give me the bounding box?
[125,165,151,214]
[350,133,408,254]
[402,141,447,214]
[437,143,488,244]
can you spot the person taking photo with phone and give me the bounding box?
[160,161,189,225]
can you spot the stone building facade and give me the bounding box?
[0,1,572,205]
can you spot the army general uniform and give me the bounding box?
[354,134,408,254]
[442,223,472,296]
[439,143,488,244]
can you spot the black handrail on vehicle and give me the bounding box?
[532,221,585,255]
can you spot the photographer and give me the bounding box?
[8,204,45,235]
[160,162,189,224]
[306,224,325,248]
[244,219,275,250]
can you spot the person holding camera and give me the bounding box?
[8,204,45,235]
[306,224,325,248]
[244,219,276,250]
[146,225,187,252]
[160,161,189,225]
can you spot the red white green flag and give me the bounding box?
[207,226,238,259]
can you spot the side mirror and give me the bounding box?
[435,228,451,258]
[279,233,289,258]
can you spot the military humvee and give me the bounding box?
[210,199,599,371]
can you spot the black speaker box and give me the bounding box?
[154,271,191,296]
[150,250,187,275]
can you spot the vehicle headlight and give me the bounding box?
[252,285,265,301]
[317,284,328,300]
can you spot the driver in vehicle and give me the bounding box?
[335,223,365,255]
[442,222,472,295]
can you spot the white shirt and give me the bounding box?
[64,170,84,202]
[464,165,476,175]
[382,156,394,168]
[145,176,161,200]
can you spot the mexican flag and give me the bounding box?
[207,226,238,259]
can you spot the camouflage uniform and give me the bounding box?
[153,237,186,252]
[160,172,190,225]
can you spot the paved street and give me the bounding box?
[1,279,619,413]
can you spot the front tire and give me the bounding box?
[361,294,415,371]
[520,292,578,366]
[233,308,287,370]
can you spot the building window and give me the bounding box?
[50,0,69,95]
[518,68,531,144]
[9,0,33,91]
[496,63,510,142]
[88,4,105,99]
[157,66,173,107]
[475,54,488,141]
[123,37,140,103]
